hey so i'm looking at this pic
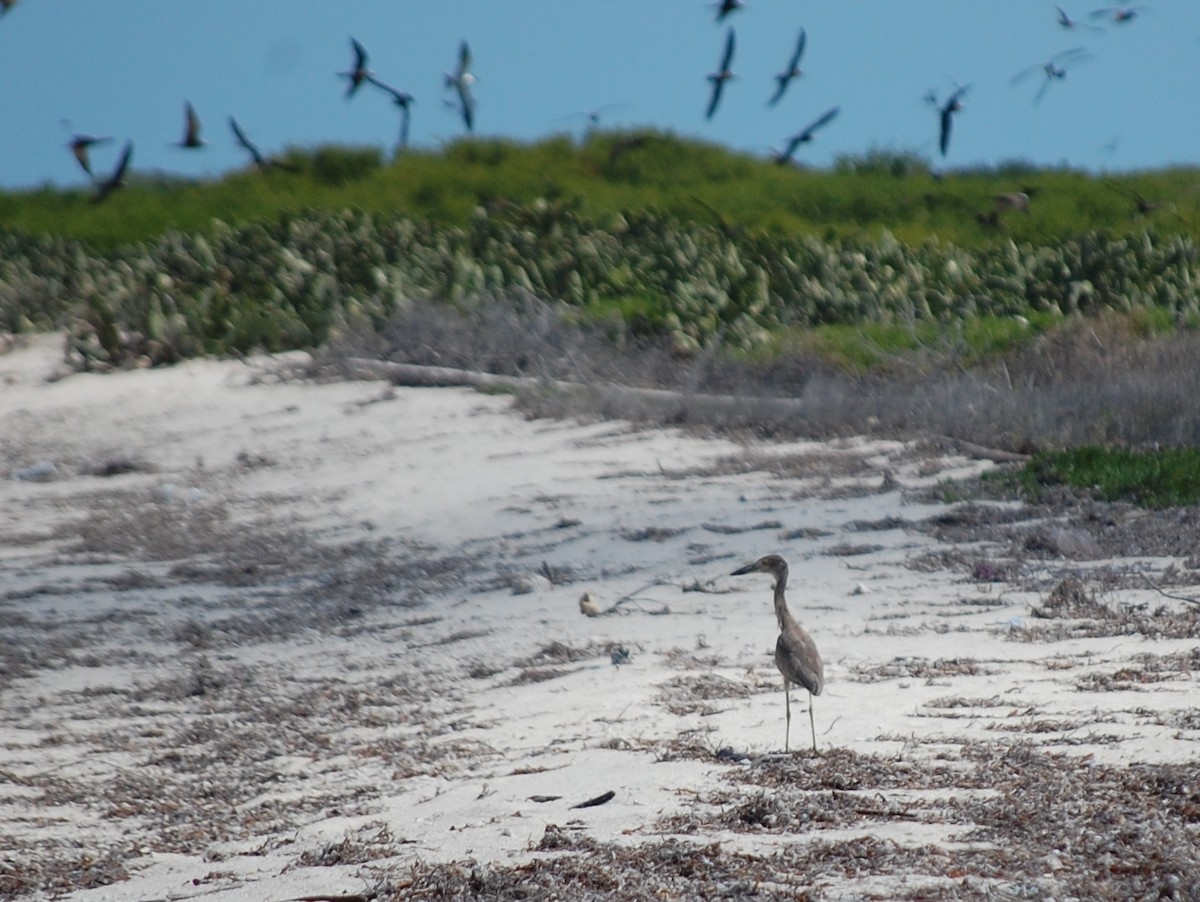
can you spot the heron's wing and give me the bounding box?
[775,627,823,697]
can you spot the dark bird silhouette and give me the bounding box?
[339,37,372,98]
[367,75,415,150]
[1056,5,1103,29]
[174,101,206,148]
[772,105,839,164]
[68,135,112,178]
[1105,179,1167,215]
[229,117,298,172]
[0,0,18,17]
[938,84,969,157]
[1091,6,1143,24]
[705,28,736,120]
[767,29,806,106]
[713,0,745,22]
[444,40,476,132]
[92,141,133,204]
[1011,47,1090,105]
[731,555,824,753]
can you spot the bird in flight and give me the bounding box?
[368,75,416,150]
[68,135,112,178]
[713,0,744,22]
[1089,5,1142,23]
[772,106,839,164]
[339,37,372,98]
[1011,48,1091,105]
[767,29,806,107]
[1056,5,1103,29]
[229,117,298,172]
[444,40,476,132]
[174,101,206,148]
[1091,6,1143,24]
[937,84,970,157]
[705,28,736,120]
[92,141,133,204]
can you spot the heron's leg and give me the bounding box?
[808,691,817,753]
[783,679,791,752]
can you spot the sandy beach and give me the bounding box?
[2,334,1198,901]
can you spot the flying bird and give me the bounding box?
[444,40,476,132]
[0,0,18,16]
[1091,6,1142,23]
[229,117,298,172]
[1011,47,1091,104]
[1056,5,1103,29]
[367,75,416,150]
[705,28,736,120]
[92,141,133,204]
[339,37,372,98]
[767,29,806,107]
[713,0,745,22]
[68,135,112,178]
[772,106,839,164]
[730,555,824,753]
[174,101,206,148]
[937,84,970,157]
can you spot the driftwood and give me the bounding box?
[335,359,1032,463]
[336,357,807,419]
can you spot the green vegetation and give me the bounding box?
[1012,447,1200,507]
[4,132,1200,459]
[4,132,1200,249]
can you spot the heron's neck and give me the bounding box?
[773,579,793,631]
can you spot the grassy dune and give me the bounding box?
[3,131,1200,249]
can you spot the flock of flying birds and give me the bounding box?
[703,1,1147,166]
[61,35,477,205]
[56,1,1151,205]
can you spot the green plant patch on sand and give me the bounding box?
[1015,447,1200,508]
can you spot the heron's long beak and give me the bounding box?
[730,561,760,576]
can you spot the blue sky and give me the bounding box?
[2,1,1198,190]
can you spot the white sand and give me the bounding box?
[1,334,1196,900]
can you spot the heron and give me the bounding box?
[731,554,824,752]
